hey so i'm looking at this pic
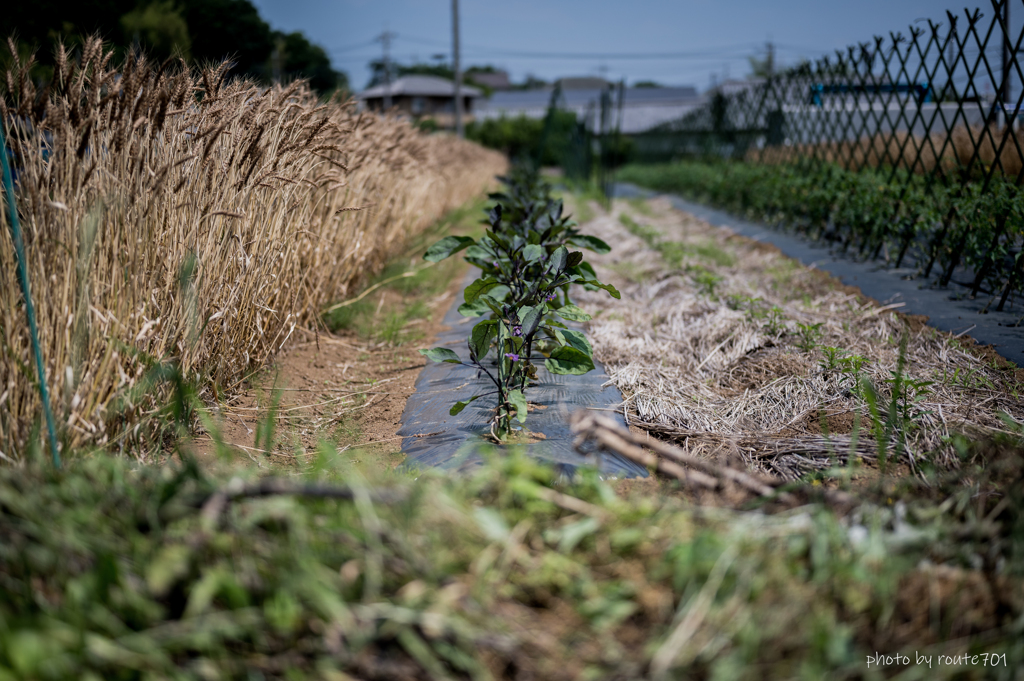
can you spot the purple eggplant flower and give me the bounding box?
[512,324,523,337]
[545,292,556,302]
[504,353,520,362]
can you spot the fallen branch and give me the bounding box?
[572,412,862,509]
[572,412,790,501]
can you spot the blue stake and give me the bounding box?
[1,123,61,468]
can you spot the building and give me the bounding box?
[356,75,482,124]
[468,70,511,91]
[474,80,702,134]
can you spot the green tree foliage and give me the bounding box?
[748,44,775,78]
[120,1,190,60]
[467,110,581,166]
[0,0,346,95]
[177,0,274,79]
[511,74,548,91]
[274,31,348,95]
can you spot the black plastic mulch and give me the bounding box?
[397,272,648,478]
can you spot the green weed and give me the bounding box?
[607,260,651,284]
[619,212,660,244]
[763,306,787,336]
[688,265,723,298]
[795,322,824,351]
[818,345,844,372]
[627,196,655,216]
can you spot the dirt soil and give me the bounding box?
[187,265,469,474]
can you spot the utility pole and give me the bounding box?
[1001,0,1011,119]
[766,40,775,77]
[452,0,463,137]
[376,28,397,111]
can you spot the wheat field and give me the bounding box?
[0,38,506,459]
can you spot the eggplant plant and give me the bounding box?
[419,168,619,440]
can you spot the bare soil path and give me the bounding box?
[184,201,484,474]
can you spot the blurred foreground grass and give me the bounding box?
[2,433,1023,680]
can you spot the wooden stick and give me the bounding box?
[572,412,789,500]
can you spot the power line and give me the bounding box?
[331,50,759,63]
[372,33,765,60]
[328,49,760,65]
[327,40,378,54]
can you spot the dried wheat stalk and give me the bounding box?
[0,37,506,459]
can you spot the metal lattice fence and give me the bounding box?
[631,1,1024,311]
[538,81,628,195]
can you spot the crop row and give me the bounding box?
[618,161,1024,310]
[420,165,619,439]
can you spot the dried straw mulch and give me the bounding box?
[571,195,1024,480]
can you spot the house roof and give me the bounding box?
[469,71,511,90]
[474,86,703,134]
[477,86,699,111]
[357,75,483,100]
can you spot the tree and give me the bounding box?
[748,42,775,78]
[120,1,190,60]
[0,0,348,97]
[274,30,347,95]
[177,0,273,80]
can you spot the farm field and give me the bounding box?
[4,1,1024,677]
[572,192,1023,472]
[5,180,1023,679]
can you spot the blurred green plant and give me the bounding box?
[0,432,1022,680]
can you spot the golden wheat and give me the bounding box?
[0,37,506,459]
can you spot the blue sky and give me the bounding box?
[251,0,1016,91]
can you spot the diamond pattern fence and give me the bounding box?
[631,0,1024,311]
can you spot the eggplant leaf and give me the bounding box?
[555,304,592,322]
[458,299,490,317]
[424,236,475,262]
[450,395,481,416]
[549,246,568,272]
[420,347,461,364]
[508,389,528,423]
[469,320,497,361]
[464,278,500,303]
[519,305,543,338]
[554,328,593,356]
[523,244,545,263]
[568,234,611,254]
[544,346,595,375]
[584,279,621,299]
